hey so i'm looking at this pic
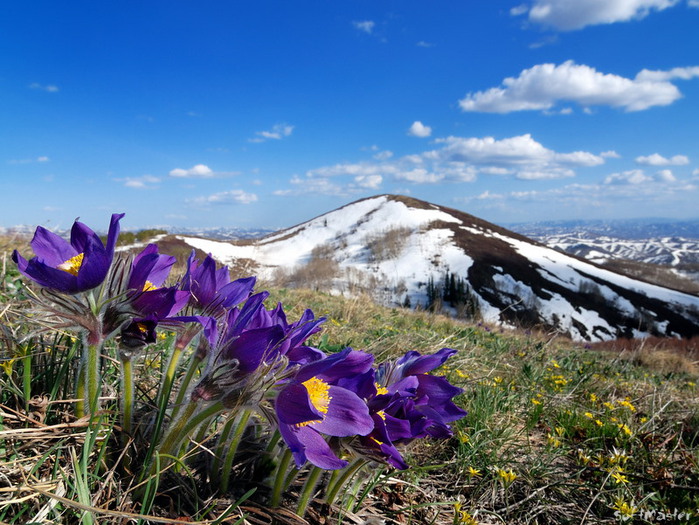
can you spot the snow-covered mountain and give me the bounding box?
[175,195,699,342]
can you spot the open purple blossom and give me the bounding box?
[12,213,124,294]
[275,348,375,469]
[347,348,467,469]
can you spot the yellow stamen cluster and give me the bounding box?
[56,253,85,276]
[143,280,158,291]
[375,383,389,395]
[297,377,332,428]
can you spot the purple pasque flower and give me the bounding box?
[180,252,256,316]
[12,213,124,294]
[129,244,189,316]
[275,348,375,470]
[348,348,467,469]
[190,293,327,406]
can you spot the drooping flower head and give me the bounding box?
[190,292,326,409]
[180,251,256,316]
[12,213,124,294]
[128,244,190,320]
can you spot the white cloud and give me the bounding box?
[604,169,653,185]
[600,150,621,158]
[514,0,681,31]
[459,61,684,113]
[169,164,215,178]
[407,121,432,138]
[289,133,602,196]
[416,41,434,48]
[29,82,59,92]
[690,0,699,7]
[635,153,690,165]
[656,169,677,182]
[354,174,383,189]
[353,20,375,33]
[636,66,699,82]
[373,150,394,161]
[250,123,294,143]
[189,189,258,205]
[118,175,161,189]
[433,134,604,172]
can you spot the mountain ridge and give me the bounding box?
[170,195,699,342]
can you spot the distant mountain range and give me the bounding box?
[169,195,699,342]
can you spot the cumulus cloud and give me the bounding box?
[513,0,681,31]
[288,133,603,196]
[249,123,294,143]
[656,169,677,182]
[188,189,258,205]
[458,61,689,113]
[119,175,161,189]
[433,134,604,172]
[169,164,215,178]
[354,174,383,189]
[353,20,375,33]
[600,150,621,159]
[604,169,653,185]
[29,82,59,92]
[635,153,690,165]
[407,121,432,138]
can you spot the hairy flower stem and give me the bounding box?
[75,362,86,418]
[121,356,134,437]
[83,334,104,416]
[323,458,367,506]
[151,399,225,476]
[219,409,253,493]
[297,466,323,516]
[170,353,204,422]
[270,448,294,507]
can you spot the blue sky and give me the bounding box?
[2,1,699,232]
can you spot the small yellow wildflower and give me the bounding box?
[493,376,503,385]
[531,398,542,405]
[458,432,470,444]
[639,416,648,424]
[589,393,598,403]
[610,470,629,484]
[1,358,16,376]
[608,448,629,465]
[595,419,604,427]
[547,434,562,448]
[554,426,565,436]
[496,468,517,485]
[454,503,479,525]
[577,449,592,465]
[617,423,633,437]
[612,498,636,520]
[584,412,594,419]
[467,466,481,478]
[617,399,636,412]
[603,402,615,411]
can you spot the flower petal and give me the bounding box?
[310,386,374,437]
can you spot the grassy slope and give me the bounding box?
[1,237,698,524]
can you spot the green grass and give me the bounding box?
[1,239,698,523]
